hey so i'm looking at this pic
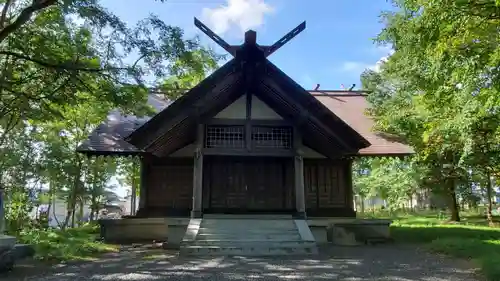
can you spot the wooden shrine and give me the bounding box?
[77,18,413,222]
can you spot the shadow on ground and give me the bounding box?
[1,245,481,281]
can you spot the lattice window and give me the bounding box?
[205,125,245,148]
[251,126,292,149]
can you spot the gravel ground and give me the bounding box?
[0,245,482,281]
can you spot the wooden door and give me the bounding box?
[204,156,292,212]
[205,156,247,211]
[245,157,286,210]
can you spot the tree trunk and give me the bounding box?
[62,208,72,230]
[71,203,77,228]
[89,199,97,222]
[360,196,365,214]
[78,200,84,226]
[448,178,460,222]
[485,171,494,225]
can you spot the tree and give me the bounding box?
[361,0,500,221]
[0,0,220,140]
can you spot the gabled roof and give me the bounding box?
[77,20,413,158]
[120,54,370,158]
[77,90,414,157]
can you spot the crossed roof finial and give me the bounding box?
[194,18,306,58]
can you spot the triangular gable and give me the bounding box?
[251,95,283,120]
[214,94,283,120]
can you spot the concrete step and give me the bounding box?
[180,244,318,256]
[180,217,318,257]
[195,233,302,240]
[197,229,299,234]
[200,221,295,229]
[203,214,293,220]
[182,240,313,247]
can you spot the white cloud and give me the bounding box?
[201,0,274,35]
[341,47,394,74]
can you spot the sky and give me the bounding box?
[101,0,396,91]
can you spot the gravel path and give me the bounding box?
[1,245,481,281]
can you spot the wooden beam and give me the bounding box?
[203,148,294,157]
[191,124,204,218]
[264,21,306,57]
[293,128,307,219]
[206,118,291,126]
[130,160,138,216]
[138,154,150,211]
[344,158,355,212]
[194,17,236,56]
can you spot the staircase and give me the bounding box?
[180,215,318,256]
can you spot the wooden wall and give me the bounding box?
[202,156,294,212]
[139,156,354,217]
[143,158,193,216]
[304,159,354,217]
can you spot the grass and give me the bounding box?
[365,210,500,281]
[16,224,119,262]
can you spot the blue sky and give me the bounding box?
[101,0,395,90]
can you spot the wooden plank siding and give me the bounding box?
[202,156,294,213]
[137,156,354,217]
[303,159,355,217]
[142,158,194,217]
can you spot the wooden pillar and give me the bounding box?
[191,124,204,218]
[293,127,306,219]
[130,160,138,216]
[138,155,149,212]
[344,158,356,217]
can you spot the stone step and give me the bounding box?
[200,222,296,228]
[180,244,318,256]
[195,233,302,240]
[197,228,298,234]
[203,214,293,220]
[0,235,16,249]
[180,217,318,257]
[182,240,313,247]
[201,224,296,229]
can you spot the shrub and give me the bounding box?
[16,224,117,262]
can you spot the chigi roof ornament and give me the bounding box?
[194,17,306,58]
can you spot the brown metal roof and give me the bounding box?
[77,90,413,157]
[312,91,414,156]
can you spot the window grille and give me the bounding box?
[251,126,292,149]
[205,125,245,148]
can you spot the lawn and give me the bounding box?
[367,211,500,281]
[15,224,119,262]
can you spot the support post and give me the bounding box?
[293,127,306,219]
[191,124,204,218]
[345,158,355,213]
[130,160,138,216]
[138,155,149,215]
